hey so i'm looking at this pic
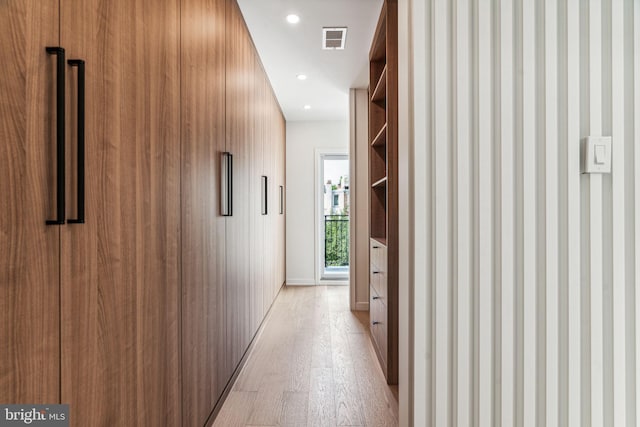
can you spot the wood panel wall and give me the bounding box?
[225,0,255,374]
[250,52,267,331]
[183,1,286,426]
[0,0,60,404]
[0,1,284,425]
[60,0,182,425]
[181,0,229,425]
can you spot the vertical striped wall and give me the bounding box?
[408,0,640,425]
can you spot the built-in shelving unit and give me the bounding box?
[368,0,398,385]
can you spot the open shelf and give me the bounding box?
[372,176,387,188]
[371,66,387,104]
[371,236,387,247]
[367,0,397,386]
[369,11,387,61]
[371,123,387,147]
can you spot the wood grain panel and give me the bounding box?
[180,0,228,425]
[226,0,254,371]
[276,103,286,294]
[59,1,181,425]
[368,0,398,385]
[273,91,286,297]
[0,0,60,404]
[263,72,277,314]
[250,60,265,334]
[386,0,398,385]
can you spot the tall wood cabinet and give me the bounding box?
[183,0,287,426]
[1,0,286,426]
[59,2,182,425]
[180,0,229,425]
[1,1,181,425]
[368,0,398,384]
[0,0,61,405]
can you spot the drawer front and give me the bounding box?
[370,239,387,271]
[370,269,387,302]
[370,286,388,367]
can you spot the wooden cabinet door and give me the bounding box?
[181,0,229,425]
[226,0,254,370]
[59,1,181,425]
[251,64,266,330]
[272,90,285,298]
[261,73,274,312]
[275,105,286,293]
[0,0,60,404]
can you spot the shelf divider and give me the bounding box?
[371,176,387,188]
[370,65,387,104]
[371,123,387,147]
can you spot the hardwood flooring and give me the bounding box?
[213,285,399,427]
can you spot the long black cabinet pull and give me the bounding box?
[221,152,233,216]
[261,176,267,215]
[67,59,85,224]
[46,47,65,225]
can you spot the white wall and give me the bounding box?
[401,0,640,426]
[350,89,371,310]
[285,121,349,285]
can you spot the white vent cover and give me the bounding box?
[322,27,347,50]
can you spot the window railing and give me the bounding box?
[324,215,349,267]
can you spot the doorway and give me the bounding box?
[316,151,350,284]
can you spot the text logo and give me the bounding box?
[0,405,68,427]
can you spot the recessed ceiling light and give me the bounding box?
[286,14,300,24]
[297,74,307,81]
[303,105,311,110]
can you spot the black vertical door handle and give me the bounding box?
[221,152,233,216]
[261,176,267,215]
[227,153,233,216]
[46,47,65,225]
[67,59,85,224]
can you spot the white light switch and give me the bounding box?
[594,145,606,164]
[582,136,612,174]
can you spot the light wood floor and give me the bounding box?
[213,285,399,427]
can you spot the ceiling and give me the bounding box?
[236,0,383,122]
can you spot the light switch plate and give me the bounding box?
[582,136,612,174]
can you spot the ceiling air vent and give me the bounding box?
[322,27,347,50]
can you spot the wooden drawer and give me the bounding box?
[370,269,387,302]
[369,286,388,368]
[370,239,387,271]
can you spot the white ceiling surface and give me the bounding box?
[237,0,383,122]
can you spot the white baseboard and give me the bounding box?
[355,302,369,311]
[285,279,351,286]
[285,279,316,286]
